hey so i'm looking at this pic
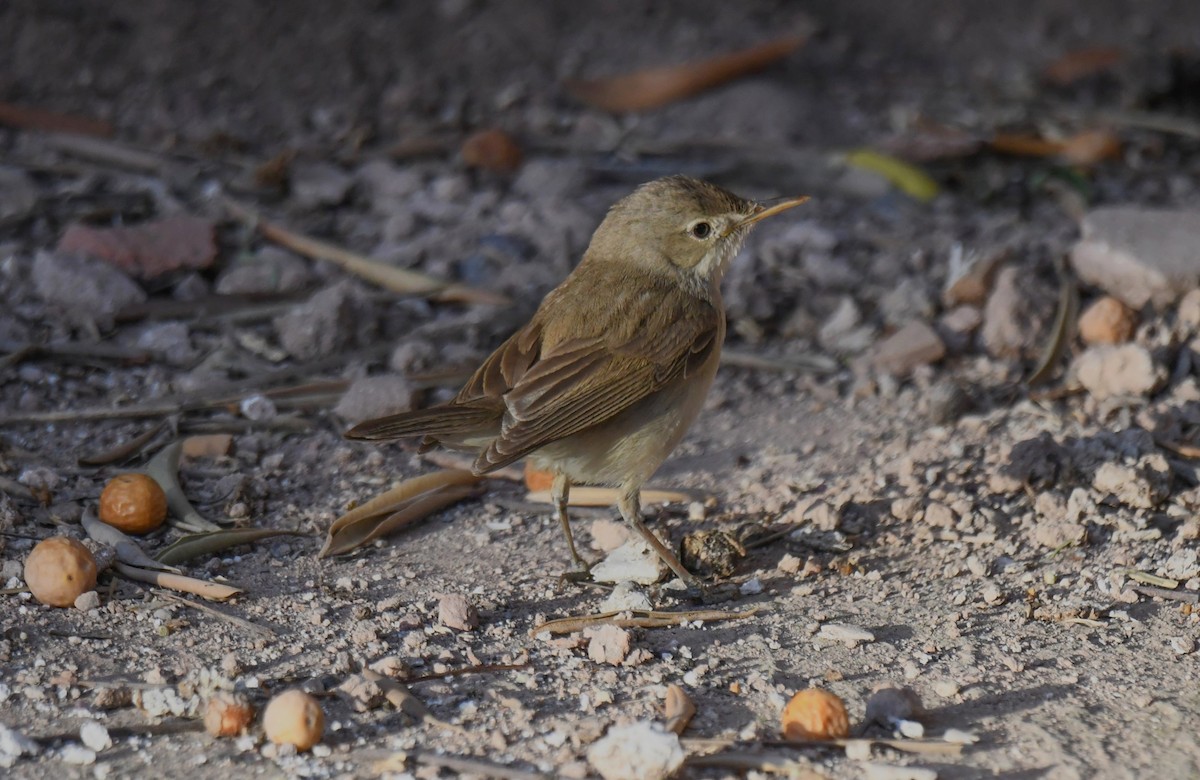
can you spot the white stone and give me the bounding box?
[587,721,684,780]
[591,540,666,585]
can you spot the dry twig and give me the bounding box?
[223,198,507,305]
[532,606,761,636]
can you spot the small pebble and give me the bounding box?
[59,744,97,766]
[818,623,876,646]
[437,594,479,631]
[739,578,764,596]
[79,721,112,752]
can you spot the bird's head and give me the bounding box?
[586,175,808,295]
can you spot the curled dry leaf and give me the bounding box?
[320,469,485,558]
[461,129,523,174]
[143,441,222,532]
[566,30,810,113]
[81,506,180,573]
[525,486,701,507]
[989,129,1121,166]
[58,216,217,280]
[663,684,696,735]
[155,527,308,566]
[843,149,939,202]
[1043,46,1126,86]
[0,100,114,137]
[113,562,243,601]
[1027,258,1079,386]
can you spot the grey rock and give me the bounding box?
[135,322,196,366]
[818,623,876,645]
[0,167,38,225]
[32,250,146,328]
[273,281,364,361]
[981,265,1055,359]
[290,161,354,209]
[1072,343,1164,399]
[1071,206,1200,308]
[333,375,415,424]
[872,321,945,376]
[215,247,312,295]
[879,278,934,327]
[356,160,423,212]
[818,297,876,354]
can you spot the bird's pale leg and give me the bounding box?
[553,474,592,577]
[618,485,701,591]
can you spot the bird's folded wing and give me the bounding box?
[471,308,719,472]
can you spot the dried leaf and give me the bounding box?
[254,149,295,191]
[525,486,701,507]
[114,562,242,601]
[1058,129,1122,165]
[0,101,114,137]
[878,120,983,162]
[155,528,308,566]
[843,150,939,201]
[1043,46,1126,86]
[566,31,809,113]
[223,198,508,306]
[989,129,1121,166]
[663,684,697,735]
[461,129,523,174]
[81,506,181,573]
[144,441,222,532]
[58,216,217,280]
[1027,258,1079,386]
[319,470,484,557]
[78,420,171,466]
[180,434,233,459]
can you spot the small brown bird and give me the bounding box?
[347,176,806,590]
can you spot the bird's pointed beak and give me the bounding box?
[738,196,810,229]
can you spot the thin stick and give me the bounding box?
[114,563,242,601]
[32,719,203,747]
[0,344,391,425]
[407,661,529,683]
[156,591,277,640]
[223,198,507,305]
[1133,585,1200,604]
[763,737,965,757]
[411,751,549,780]
[41,133,171,174]
[0,102,114,137]
[532,606,761,636]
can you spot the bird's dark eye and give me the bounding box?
[690,221,712,239]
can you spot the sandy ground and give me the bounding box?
[3,1,1200,778]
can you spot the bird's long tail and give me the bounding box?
[344,403,499,441]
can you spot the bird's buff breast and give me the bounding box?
[530,346,721,488]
